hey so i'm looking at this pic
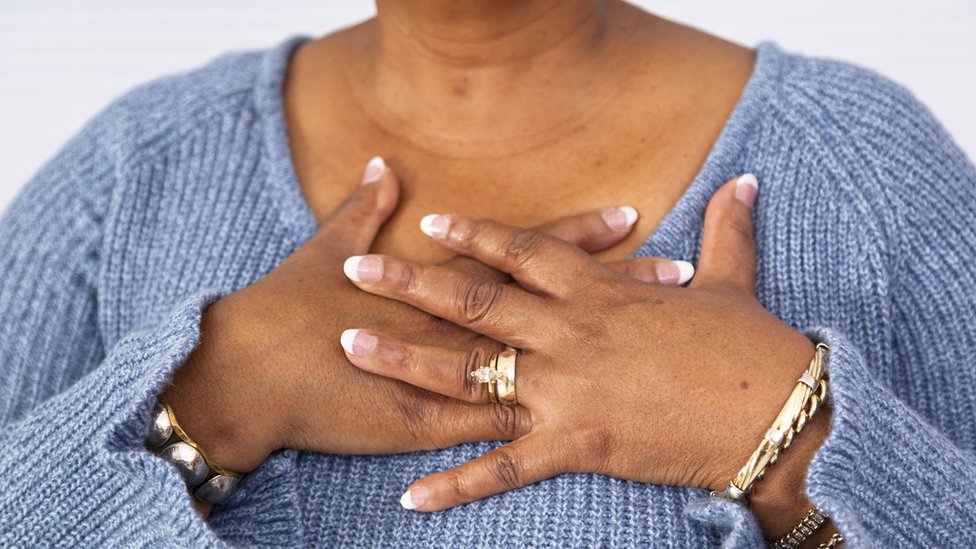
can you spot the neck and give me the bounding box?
[343,0,624,155]
[374,0,605,66]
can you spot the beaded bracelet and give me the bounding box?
[146,398,244,504]
[711,342,830,502]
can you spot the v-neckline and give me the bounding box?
[254,35,785,262]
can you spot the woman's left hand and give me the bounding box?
[339,174,822,520]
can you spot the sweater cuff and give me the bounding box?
[802,326,976,547]
[687,326,976,548]
[0,289,225,546]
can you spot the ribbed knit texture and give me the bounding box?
[1,36,974,547]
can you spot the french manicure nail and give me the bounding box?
[675,260,695,285]
[601,206,639,231]
[419,214,451,239]
[361,156,386,185]
[655,261,681,285]
[343,255,383,283]
[400,486,429,510]
[340,329,377,357]
[734,173,759,208]
[655,260,695,285]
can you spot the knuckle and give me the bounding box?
[459,346,492,400]
[487,404,521,439]
[393,261,422,295]
[341,187,377,213]
[392,344,421,374]
[504,229,546,267]
[457,278,503,323]
[726,212,755,242]
[487,448,525,490]
[447,471,471,502]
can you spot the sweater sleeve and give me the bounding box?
[797,104,976,546]
[687,82,976,547]
[0,113,228,546]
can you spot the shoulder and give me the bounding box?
[764,43,957,152]
[755,42,976,279]
[82,37,305,164]
[759,42,972,180]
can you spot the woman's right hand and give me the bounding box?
[162,157,684,475]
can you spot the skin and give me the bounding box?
[164,0,837,544]
[341,176,838,545]
[164,160,683,515]
[283,0,756,265]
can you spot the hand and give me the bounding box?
[162,157,689,478]
[340,174,829,539]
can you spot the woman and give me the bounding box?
[1,0,974,547]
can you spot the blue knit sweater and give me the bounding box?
[1,36,974,548]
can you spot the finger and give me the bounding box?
[340,329,543,406]
[399,435,561,511]
[688,173,758,295]
[311,156,400,258]
[604,257,696,286]
[439,206,640,282]
[419,214,600,295]
[532,206,638,253]
[343,254,546,347]
[341,328,494,403]
[423,399,532,449]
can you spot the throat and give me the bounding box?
[334,0,631,156]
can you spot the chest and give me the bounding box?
[286,117,722,266]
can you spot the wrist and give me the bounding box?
[161,296,279,473]
[748,403,830,537]
[708,336,837,545]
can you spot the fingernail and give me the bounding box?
[655,261,681,285]
[734,173,759,208]
[656,260,695,285]
[361,156,386,185]
[343,255,383,283]
[340,329,377,357]
[400,486,429,510]
[419,214,451,239]
[601,206,639,231]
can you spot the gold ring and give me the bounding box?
[494,349,518,405]
[470,347,519,406]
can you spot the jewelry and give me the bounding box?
[711,343,830,502]
[817,532,844,548]
[147,399,244,504]
[494,348,518,405]
[770,507,830,548]
[470,347,519,406]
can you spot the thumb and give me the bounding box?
[688,173,758,295]
[313,156,401,258]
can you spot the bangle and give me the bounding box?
[711,342,830,502]
[769,507,829,548]
[146,398,244,504]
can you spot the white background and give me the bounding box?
[1,1,974,213]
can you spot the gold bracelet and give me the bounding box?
[711,343,830,502]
